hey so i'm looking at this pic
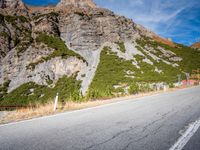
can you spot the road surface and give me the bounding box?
[0,86,200,150]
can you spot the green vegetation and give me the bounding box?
[87,47,137,99]
[74,11,85,17]
[138,82,152,93]
[4,15,28,24]
[134,54,145,62]
[128,82,139,94]
[27,33,86,70]
[0,76,82,107]
[0,80,11,100]
[0,13,32,54]
[0,32,9,38]
[117,41,126,53]
[136,37,200,76]
[33,12,59,20]
[87,41,194,99]
[0,14,4,24]
[16,31,33,54]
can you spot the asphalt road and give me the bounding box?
[0,86,200,150]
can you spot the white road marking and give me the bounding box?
[169,118,200,150]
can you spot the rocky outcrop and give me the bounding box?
[0,13,32,59]
[0,0,28,15]
[59,8,139,51]
[0,44,85,92]
[57,0,96,8]
[32,12,60,36]
[0,0,24,9]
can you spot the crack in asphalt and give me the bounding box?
[122,110,175,150]
[83,125,138,150]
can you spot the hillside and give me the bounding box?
[0,0,200,106]
[191,42,200,49]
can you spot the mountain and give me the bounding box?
[0,0,200,106]
[191,42,200,49]
[57,0,96,8]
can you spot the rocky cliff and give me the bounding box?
[0,0,199,105]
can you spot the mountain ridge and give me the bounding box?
[191,42,200,49]
[57,0,96,8]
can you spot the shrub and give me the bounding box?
[129,82,139,94]
[0,76,82,106]
[0,80,11,100]
[139,83,152,93]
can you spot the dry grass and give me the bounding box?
[0,100,114,124]
[0,86,195,125]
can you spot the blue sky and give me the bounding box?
[23,0,200,46]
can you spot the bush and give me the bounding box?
[139,83,152,93]
[129,82,139,94]
[0,76,82,106]
[0,80,11,100]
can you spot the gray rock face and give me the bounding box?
[0,0,4,8]
[8,56,85,92]
[0,45,85,92]
[0,0,24,9]
[0,0,28,15]
[0,45,54,84]
[0,13,31,60]
[59,8,139,52]
[57,0,96,8]
[32,13,60,36]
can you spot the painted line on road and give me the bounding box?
[169,118,200,150]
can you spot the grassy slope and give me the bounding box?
[0,76,82,106]
[87,37,200,99]
[137,37,200,74]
